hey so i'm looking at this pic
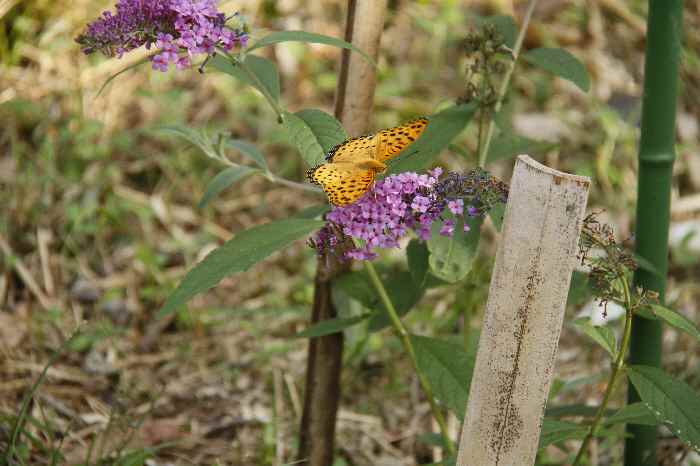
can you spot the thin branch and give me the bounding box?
[478,0,539,167]
[572,268,634,466]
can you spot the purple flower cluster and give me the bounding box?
[310,168,509,260]
[76,0,248,72]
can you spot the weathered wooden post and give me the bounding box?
[457,155,590,466]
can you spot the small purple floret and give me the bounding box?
[440,219,455,236]
[448,199,464,215]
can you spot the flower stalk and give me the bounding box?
[478,0,539,167]
[571,267,634,466]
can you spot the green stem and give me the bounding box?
[475,50,490,161]
[478,0,539,167]
[364,262,455,455]
[265,172,323,193]
[218,158,322,193]
[626,2,681,464]
[572,272,634,466]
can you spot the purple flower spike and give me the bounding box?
[76,0,248,72]
[310,167,509,260]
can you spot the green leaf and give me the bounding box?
[573,318,617,358]
[407,239,430,287]
[522,47,591,92]
[282,111,326,166]
[334,271,376,309]
[156,125,217,159]
[410,335,475,419]
[539,419,588,449]
[158,219,324,317]
[632,253,661,276]
[483,15,517,48]
[493,100,515,132]
[486,132,556,163]
[198,166,257,209]
[567,271,592,307]
[293,204,330,219]
[335,270,425,332]
[416,432,445,448]
[604,402,658,427]
[428,216,481,283]
[248,31,374,65]
[209,54,280,103]
[488,203,505,232]
[545,404,605,419]
[639,304,700,343]
[226,139,269,171]
[367,271,425,331]
[293,315,369,338]
[627,365,700,452]
[294,109,348,153]
[387,104,477,174]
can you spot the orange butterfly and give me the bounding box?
[306,117,428,206]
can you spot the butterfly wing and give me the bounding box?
[306,162,375,206]
[374,117,428,163]
[307,117,428,205]
[325,135,377,163]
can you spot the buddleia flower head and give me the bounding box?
[310,168,509,260]
[76,0,248,72]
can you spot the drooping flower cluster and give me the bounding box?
[76,0,248,72]
[310,168,509,260]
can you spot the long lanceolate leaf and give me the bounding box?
[410,335,476,420]
[637,304,700,343]
[226,139,269,171]
[627,365,700,454]
[387,103,477,174]
[208,54,281,103]
[283,110,347,167]
[294,109,348,153]
[282,111,325,167]
[522,47,591,92]
[158,219,324,318]
[198,165,257,209]
[247,31,375,65]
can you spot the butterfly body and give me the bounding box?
[307,117,428,206]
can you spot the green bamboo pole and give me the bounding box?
[625,2,682,465]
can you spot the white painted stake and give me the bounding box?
[457,155,590,466]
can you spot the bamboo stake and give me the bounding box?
[297,2,388,465]
[456,155,590,466]
[625,2,682,465]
